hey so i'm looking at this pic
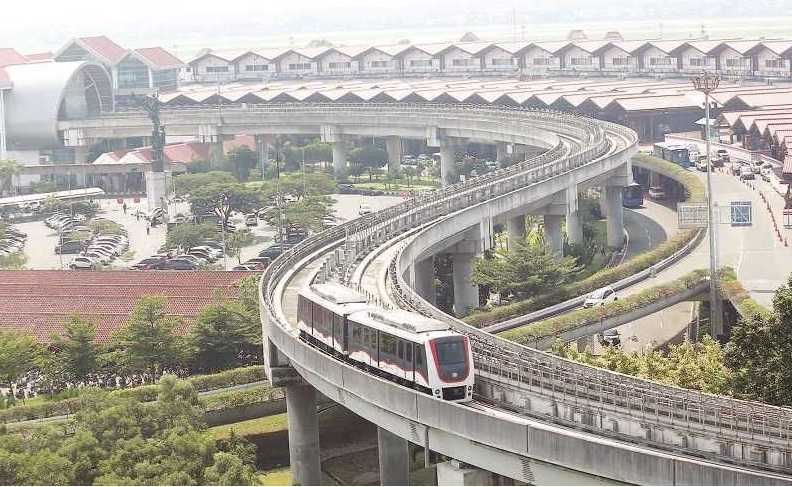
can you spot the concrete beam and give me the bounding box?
[378,427,410,486]
[385,135,402,175]
[285,384,321,486]
[437,460,496,486]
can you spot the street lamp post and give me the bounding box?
[692,71,724,339]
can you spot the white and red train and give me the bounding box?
[297,282,474,402]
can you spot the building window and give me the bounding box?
[532,57,549,65]
[288,63,312,70]
[409,59,433,67]
[152,69,178,91]
[570,57,592,66]
[206,66,229,73]
[612,57,630,66]
[491,58,514,65]
[118,59,150,89]
[369,60,389,68]
[451,58,473,66]
[245,64,269,71]
[328,61,351,69]
[725,58,743,67]
[689,57,712,67]
[766,59,785,68]
[649,57,673,66]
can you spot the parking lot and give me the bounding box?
[18,194,404,270]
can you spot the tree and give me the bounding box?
[175,171,238,197]
[167,223,219,251]
[237,275,261,322]
[190,302,260,372]
[108,296,189,375]
[725,275,792,405]
[227,229,254,264]
[189,183,262,228]
[282,195,334,232]
[204,452,259,485]
[0,252,27,270]
[471,235,580,298]
[403,166,417,187]
[349,144,387,181]
[0,331,37,384]
[51,315,98,382]
[0,159,20,196]
[226,146,258,182]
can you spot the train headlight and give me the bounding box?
[434,389,441,396]
[467,385,472,391]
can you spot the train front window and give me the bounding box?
[432,337,469,382]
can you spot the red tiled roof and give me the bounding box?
[0,48,28,67]
[24,52,53,61]
[79,35,127,64]
[0,270,259,343]
[134,47,184,69]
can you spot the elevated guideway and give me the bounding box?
[251,104,792,485]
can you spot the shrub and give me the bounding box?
[500,269,710,345]
[465,154,706,328]
[201,385,281,412]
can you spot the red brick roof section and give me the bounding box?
[24,52,54,61]
[0,270,260,343]
[79,36,127,64]
[0,48,29,67]
[134,47,184,69]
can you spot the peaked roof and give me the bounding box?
[75,35,127,64]
[24,52,54,62]
[130,47,185,69]
[0,48,29,67]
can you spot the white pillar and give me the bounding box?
[385,135,402,175]
[377,427,410,486]
[413,257,435,304]
[506,214,526,249]
[145,171,168,212]
[286,384,321,486]
[332,140,347,175]
[0,89,7,160]
[495,141,510,167]
[543,214,564,256]
[439,139,458,187]
[452,252,479,317]
[605,185,625,248]
[437,460,496,486]
[566,189,583,246]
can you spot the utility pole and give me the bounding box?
[214,193,230,271]
[692,71,724,339]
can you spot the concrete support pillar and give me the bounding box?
[496,141,510,167]
[255,135,272,178]
[145,171,168,212]
[385,135,402,175]
[413,257,435,305]
[543,214,564,256]
[377,427,410,486]
[452,252,479,316]
[210,139,225,166]
[0,89,7,160]
[506,214,526,248]
[439,139,458,187]
[285,384,321,486]
[649,170,661,187]
[566,189,583,246]
[332,140,347,175]
[437,460,496,486]
[605,185,625,249]
[599,188,608,218]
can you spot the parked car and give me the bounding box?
[131,257,166,270]
[647,186,666,200]
[598,329,621,347]
[245,214,258,227]
[761,166,773,182]
[82,251,111,265]
[739,166,756,180]
[716,149,730,163]
[69,256,96,270]
[695,158,708,172]
[232,264,258,271]
[155,259,198,270]
[359,204,373,216]
[258,243,292,260]
[584,286,618,308]
[55,240,85,254]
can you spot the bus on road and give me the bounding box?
[622,183,644,208]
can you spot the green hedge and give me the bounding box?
[201,385,282,412]
[720,267,769,318]
[0,366,268,424]
[500,269,710,345]
[465,154,706,328]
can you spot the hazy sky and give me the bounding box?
[3,0,792,55]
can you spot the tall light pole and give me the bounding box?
[692,71,724,339]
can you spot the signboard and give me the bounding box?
[730,201,752,226]
[677,202,709,229]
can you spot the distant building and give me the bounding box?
[567,30,588,41]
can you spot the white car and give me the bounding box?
[82,251,111,265]
[647,186,666,200]
[359,204,373,216]
[70,256,96,270]
[584,286,618,308]
[761,166,773,182]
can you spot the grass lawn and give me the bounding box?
[208,413,288,440]
[258,466,291,486]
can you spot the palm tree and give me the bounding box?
[0,159,21,197]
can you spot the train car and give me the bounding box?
[653,142,691,168]
[297,285,475,403]
[622,182,644,208]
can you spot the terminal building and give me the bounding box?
[3,33,792,196]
